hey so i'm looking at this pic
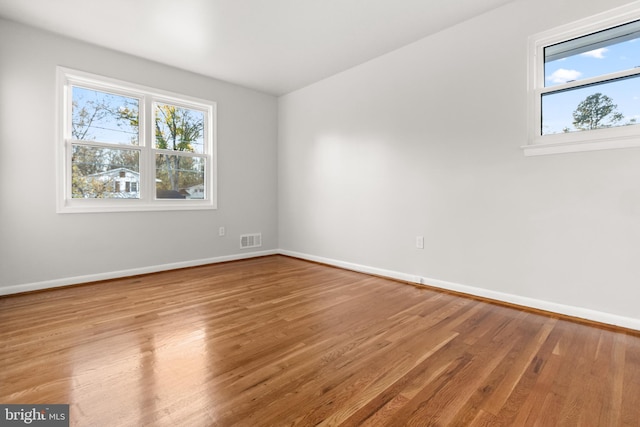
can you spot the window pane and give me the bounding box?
[72,86,139,144]
[155,154,206,199]
[544,20,640,87]
[154,103,205,154]
[72,145,140,198]
[541,75,640,135]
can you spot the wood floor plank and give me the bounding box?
[1,255,639,426]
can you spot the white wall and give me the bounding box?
[0,19,278,293]
[278,0,640,326]
[2,1,639,328]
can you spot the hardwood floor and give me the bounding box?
[1,255,639,426]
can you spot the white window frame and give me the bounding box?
[525,2,640,156]
[56,67,217,213]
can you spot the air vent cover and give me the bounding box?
[240,233,262,249]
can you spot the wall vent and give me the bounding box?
[240,233,262,249]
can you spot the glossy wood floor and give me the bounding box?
[1,255,640,426]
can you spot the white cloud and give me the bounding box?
[547,68,582,83]
[581,48,608,58]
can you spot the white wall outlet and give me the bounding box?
[416,236,424,249]
[219,226,225,236]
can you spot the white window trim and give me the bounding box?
[56,67,217,213]
[524,1,640,156]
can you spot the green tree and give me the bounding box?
[72,97,204,197]
[572,93,624,131]
[72,98,109,141]
[154,104,204,192]
[72,94,139,198]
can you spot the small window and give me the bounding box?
[526,4,640,156]
[57,68,216,212]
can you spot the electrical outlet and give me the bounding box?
[416,236,424,249]
[219,226,225,236]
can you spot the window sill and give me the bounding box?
[523,128,640,156]
[57,199,217,214]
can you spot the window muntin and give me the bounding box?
[58,67,216,212]
[526,4,640,156]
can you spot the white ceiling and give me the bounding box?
[0,0,513,95]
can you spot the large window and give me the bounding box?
[526,4,640,156]
[57,68,216,212]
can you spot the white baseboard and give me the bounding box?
[0,249,278,296]
[279,250,640,331]
[4,248,639,331]
[278,250,422,283]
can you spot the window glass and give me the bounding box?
[155,154,205,199]
[59,67,216,212]
[541,19,640,135]
[544,20,640,87]
[541,75,640,134]
[72,86,139,145]
[154,103,205,154]
[71,145,140,199]
[527,7,640,155]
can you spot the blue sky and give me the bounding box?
[542,38,640,134]
[72,86,140,144]
[72,87,205,153]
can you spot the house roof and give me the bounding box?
[86,167,139,178]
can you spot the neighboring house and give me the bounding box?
[85,167,140,198]
[184,184,205,199]
[84,169,202,199]
[159,184,203,199]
